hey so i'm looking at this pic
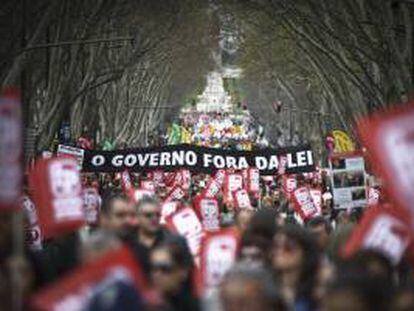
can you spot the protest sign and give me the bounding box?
[282,175,297,198]
[141,180,155,192]
[22,195,42,250]
[357,103,414,224]
[29,157,85,238]
[329,154,367,209]
[233,189,252,210]
[342,206,411,265]
[82,144,315,174]
[160,201,180,225]
[180,169,192,190]
[120,170,133,194]
[224,173,243,204]
[246,167,260,196]
[0,89,22,211]
[310,188,322,213]
[332,129,355,153]
[31,246,151,311]
[57,144,85,168]
[134,189,155,203]
[278,155,288,175]
[194,196,220,231]
[82,187,101,226]
[165,207,204,258]
[196,229,239,294]
[292,187,320,221]
[203,169,226,198]
[164,185,186,203]
[367,187,380,207]
[149,170,164,186]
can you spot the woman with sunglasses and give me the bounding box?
[150,240,199,311]
[271,225,320,311]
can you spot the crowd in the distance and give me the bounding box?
[166,106,269,150]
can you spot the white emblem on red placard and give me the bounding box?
[166,208,204,257]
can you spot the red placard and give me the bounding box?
[22,195,42,250]
[309,188,322,214]
[164,185,185,203]
[282,175,297,199]
[291,187,319,221]
[120,170,133,196]
[202,169,226,198]
[0,89,22,211]
[150,170,164,186]
[165,207,204,258]
[367,187,380,207]
[247,168,260,196]
[160,201,180,225]
[194,196,220,231]
[278,155,287,175]
[29,157,85,238]
[342,206,412,265]
[82,187,101,226]
[233,189,252,210]
[180,169,192,190]
[134,188,155,203]
[224,173,243,204]
[30,246,152,310]
[141,180,155,192]
[196,228,240,295]
[357,102,414,225]
[164,172,177,187]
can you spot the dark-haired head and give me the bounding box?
[101,190,130,215]
[306,216,332,251]
[100,190,136,240]
[323,272,392,311]
[220,263,287,311]
[339,249,394,282]
[239,229,272,267]
[272,225,320,300]
[248,207,278,240]
[150,240,195,299]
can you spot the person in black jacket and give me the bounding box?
[100,190,150,276]
[134,196,189,252]
[150,240,199,311]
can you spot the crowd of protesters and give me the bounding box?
[2,103,414,311]
[166,106,269,150]
[0,159,411,311]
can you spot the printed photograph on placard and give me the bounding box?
[351,188,366,201]
[330,155,367,209]
[333,171,365,188]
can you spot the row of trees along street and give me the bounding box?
[219,0,414,156]
[1,0,414,157]
[0,0,216,151]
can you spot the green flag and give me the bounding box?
[168,123,181,145]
